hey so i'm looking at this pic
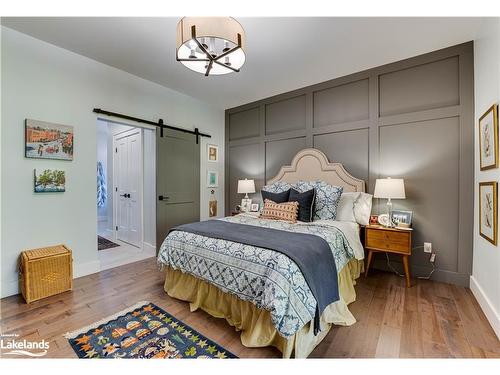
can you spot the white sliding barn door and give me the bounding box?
[113,128,142,248]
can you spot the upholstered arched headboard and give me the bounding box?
[267,148,365,192]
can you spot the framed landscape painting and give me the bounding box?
[34,169,66,193]
[479,181,497,245]
[479,104,498,171]
[25,119,74,160]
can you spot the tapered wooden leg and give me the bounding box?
[365,250,374,278]
[402,255,411,288]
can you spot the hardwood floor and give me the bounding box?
[1,257,499,358]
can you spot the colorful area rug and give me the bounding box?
[98,236,120,251]
[64,301,237,359]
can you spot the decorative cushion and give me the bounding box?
[336,192,360,223]
[288,188,315,222]
[260,199,299,223]
[261,188,291,204]
[262,181,292,193]
[353,192,373,226]
[293,180,343,221]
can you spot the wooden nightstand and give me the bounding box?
[364,225,413,287]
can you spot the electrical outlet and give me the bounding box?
[424,242,432,253]
[429,253,436,263]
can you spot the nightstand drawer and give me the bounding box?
[366,229,411,254]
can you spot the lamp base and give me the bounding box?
[384,199,394,227]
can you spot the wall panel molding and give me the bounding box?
[225,42,474,286]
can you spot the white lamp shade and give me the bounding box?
[237,179,255,194]
[374,178,406,199]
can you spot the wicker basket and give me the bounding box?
[19,244,73,303]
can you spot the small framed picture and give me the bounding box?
[479,104,499,171]
[209,200,217,217]
[207,144,218,162]
[34,169,66,193]
[207,171,218,188]
[391,210,413,228]
[240,198,252,212]
[479,181,498,245]
[250,203,260,212]
[369,215,379,225]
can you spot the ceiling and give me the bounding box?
[1,17,484,109]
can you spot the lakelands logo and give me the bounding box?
[0,333,49,357]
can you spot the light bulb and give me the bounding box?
[209,37,217,58]
[224,56,231,66]
[223,40,230,53]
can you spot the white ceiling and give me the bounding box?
[1,17,484,109]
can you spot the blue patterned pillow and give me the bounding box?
[293,181,343,221]
[262,181,292,193]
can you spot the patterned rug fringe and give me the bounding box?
[63,301,150,339]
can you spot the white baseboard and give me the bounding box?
[1,260,101,298]
[74,260,101,278]
[1,278,19,298]
[470,275,500,340]
[142,242,156,255]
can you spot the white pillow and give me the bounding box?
[353,192,373,225]
[336,192,359,223]
[336,192,373,225]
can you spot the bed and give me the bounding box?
[157,148,367,358]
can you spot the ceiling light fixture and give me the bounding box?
[176,17,246,76]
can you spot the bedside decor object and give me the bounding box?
[364,225,413,288]
[238,178,255,212]
[207,144,218,162]
[34,169,66,193]
[19,244,73,303]
[176,17,246,76]
[369,215,379,225]
[479,181,498,245]
[25,119,74,160]
[377,214,390,227]
[374,177,406,227]
[207,171,218,188]
[250,203,260,212]
[391,210,413,228]
[479,104,499,171]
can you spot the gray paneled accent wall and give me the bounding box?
[225,42,474,286]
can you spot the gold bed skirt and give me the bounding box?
[164,259,364,358]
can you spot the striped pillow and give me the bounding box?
[260,199,299,223]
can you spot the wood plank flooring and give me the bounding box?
[1,257,498,358]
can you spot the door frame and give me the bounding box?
[112,127,144,249]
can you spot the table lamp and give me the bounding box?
[237,178,255,212]
[374,177,406,227]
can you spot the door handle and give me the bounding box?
[158,195,169,201]
[120,193,131,198]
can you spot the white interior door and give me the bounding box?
[113,128,142,248]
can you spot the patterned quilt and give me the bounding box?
[157,214,359,338]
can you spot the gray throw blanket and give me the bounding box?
[170,219,339,335]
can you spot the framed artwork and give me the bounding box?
[209,200,217,217]
[34,169,66,193]
[391,210,413,228]
[479,104,498,171]
[369,215,379,225]
[479,181,498,245]
[207,171,218,187]
[207,144,218,162]
[25,119,74,161]
[250,203,260,212]
[240,198,252,212]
